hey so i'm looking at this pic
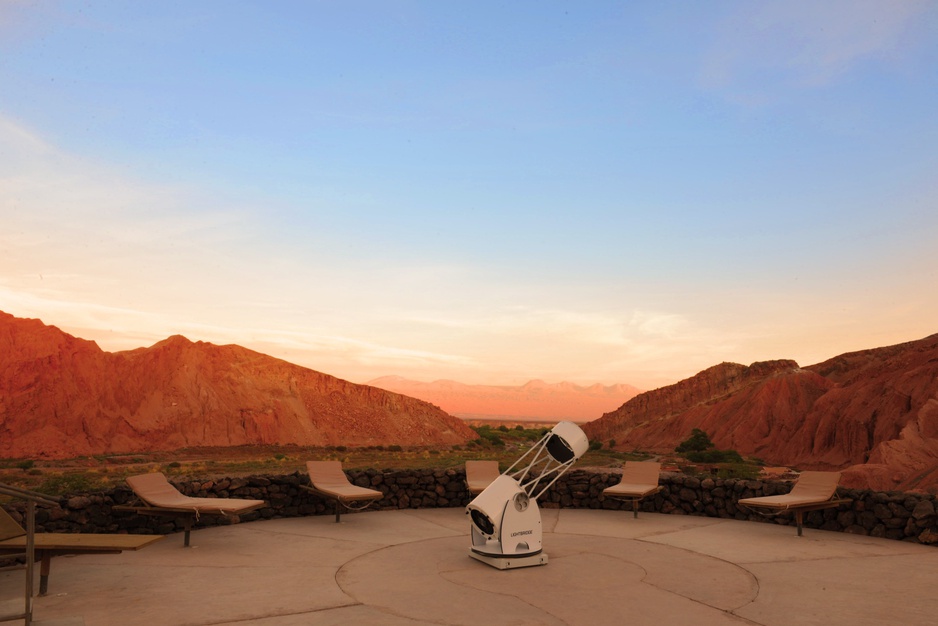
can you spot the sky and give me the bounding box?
[1,1,937,391]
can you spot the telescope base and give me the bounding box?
[468,549,548,570]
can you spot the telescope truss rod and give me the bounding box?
[504,431,578,500]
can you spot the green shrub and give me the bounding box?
[589,441,602,451]
[523,428,544,441]
[607,439,616,449]
[38,473,105,496]
[715,464,761,480]
[685,449,744,464]
[387,445,403,452]
[676,428,714,453]
[16,460,35,471]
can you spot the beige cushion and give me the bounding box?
[738,471,842,510]
[306,461,382,503]
[603,461,661,497]
[465,460,501,495]
[126,472,265,514]
[0,507,26,542]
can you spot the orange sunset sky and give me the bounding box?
[2,2,937,391]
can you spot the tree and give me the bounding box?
[675,428,714,453]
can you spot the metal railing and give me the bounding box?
[0,483,59,626]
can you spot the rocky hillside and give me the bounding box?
[368,376,641,422]
[583,335,938,493]
[0,312,475,458]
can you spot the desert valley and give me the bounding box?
[2,310,937,493]
[367,375,641,423]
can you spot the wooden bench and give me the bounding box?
[1,505,163,596]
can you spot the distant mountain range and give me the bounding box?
[367,376,642,422]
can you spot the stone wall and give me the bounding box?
[560,471,938,544]
[4,469,937,545]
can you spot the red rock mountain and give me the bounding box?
[367,376,642,423]
[583,335,938,493]
[0,312,475,459]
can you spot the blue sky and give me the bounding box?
[2,1,937,389]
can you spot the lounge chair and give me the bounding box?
[114,472,265,547]
[465,460,500,495]
[0,505,163,596]
[737,470,849,536]
[601,461,662,518]
[300,461,383,523]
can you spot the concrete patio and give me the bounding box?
[3,507,935,625]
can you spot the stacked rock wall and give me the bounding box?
[4,469,937,545]
[553,471,938,544]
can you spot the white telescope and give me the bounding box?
[465,420,589,570]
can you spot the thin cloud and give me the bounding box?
[0,114,52,156]
[0,113,247,224]
[700,0,933,96]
